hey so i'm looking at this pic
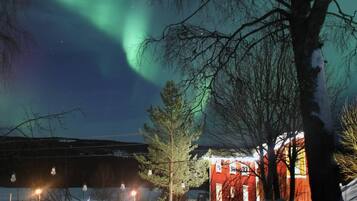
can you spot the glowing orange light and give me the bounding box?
[131,190,137,197]
[35,188,42,195]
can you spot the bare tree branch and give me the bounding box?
[1,108,82,137]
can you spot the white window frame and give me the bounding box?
[243,185,249,201]
[229,161,237,174]
[216,183,222,201]
[241,163,249,176]
[216,161,222,173]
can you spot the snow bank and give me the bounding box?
[341,178,357,201]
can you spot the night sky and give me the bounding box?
[2,0,357,143]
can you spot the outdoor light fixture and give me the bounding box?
[35,189,42,195]
[51,167,56,176]
[10,173,16,183]
[130,190,137,201]
[34,188,42,201]
[147,169,152,176]
[82,184,88,192]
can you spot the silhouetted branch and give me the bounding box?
[1,108,82,137]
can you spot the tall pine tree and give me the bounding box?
[135,81,207,201]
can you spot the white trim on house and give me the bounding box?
[216,183,222,201]
[243,185,249,201]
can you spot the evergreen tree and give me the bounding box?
[135,81,207,201]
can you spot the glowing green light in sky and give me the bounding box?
[56,0,210,112]
[56,0,163,84]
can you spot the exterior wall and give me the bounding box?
[210,160,256,201]
[209,138,311,201]
[287,177,311,201]
[285,141,311,201]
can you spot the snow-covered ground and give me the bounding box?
[341,179,357,201]
[0,187,208,201]
[0,187,159,201]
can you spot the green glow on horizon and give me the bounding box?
[56,0,163,84]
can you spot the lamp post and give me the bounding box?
[130,190,137,201]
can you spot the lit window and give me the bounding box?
[216,161,222,173]
[241,163,249,176]
[229,161,237,174]
[296,149,306,175]
[286,147,306,176]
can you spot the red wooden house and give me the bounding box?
[207,133,311,201]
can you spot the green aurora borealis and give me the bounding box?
[0,0,355,142]
[56,0,357,97]
[57,0,162,85]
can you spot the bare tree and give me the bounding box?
[209,37,302,200]
[0,108,82,138]
[141,1,357,200]
[0,0,28,79]
[278,131,305,201]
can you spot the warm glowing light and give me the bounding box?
[35,188,42,195]
[131,190,137,197]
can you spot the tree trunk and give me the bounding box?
[267,141,280,200]
[169,165,173,201]
[272,164,280,200]
[259,146,272,200]
[289,1,342,200]
[292,38,342,201]
[296,48,342,201]
[169,131,174,201]
[289,160,296,201]
[289,140,297,201]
